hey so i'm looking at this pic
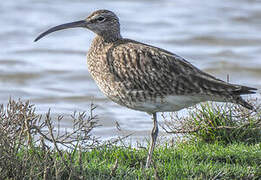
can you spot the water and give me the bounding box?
[1,0,261,142]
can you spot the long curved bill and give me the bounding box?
[34,20,87,42]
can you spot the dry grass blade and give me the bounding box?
[0,98,100,179]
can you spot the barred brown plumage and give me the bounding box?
[35,9,257,168]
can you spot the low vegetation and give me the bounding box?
[0,99,260,179]
[162,100,261,144]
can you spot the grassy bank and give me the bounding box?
[2,141,261,179]
[0,99,261,179]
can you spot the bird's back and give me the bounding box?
[87,36,256,113]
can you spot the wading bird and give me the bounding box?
[35,9,256,168]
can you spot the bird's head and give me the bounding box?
[34,9,121,42]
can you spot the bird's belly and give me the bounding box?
[109,94,208,113]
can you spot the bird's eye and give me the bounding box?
[97,16,105,22]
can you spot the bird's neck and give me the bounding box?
[89,35,120,54]
[97,31,122,43]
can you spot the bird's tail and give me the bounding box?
[234,96,254,110]
[231,85,257,110]
[232,85,257,95]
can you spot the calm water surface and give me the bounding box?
[1,0,261,141]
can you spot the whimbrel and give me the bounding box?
[35,9,257,168]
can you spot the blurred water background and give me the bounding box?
[1,0,260,142]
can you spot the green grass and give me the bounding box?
[2,141,260,179]
[188,103,261,144]
[78,142,261,179]
[162,101,261,145]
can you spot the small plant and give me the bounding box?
[0,99,100,179]
[162,100,261,144]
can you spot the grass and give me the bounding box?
[2,141,260,179]
[162,101,261,144]
[81,142,261,179]
[0,99,261,179]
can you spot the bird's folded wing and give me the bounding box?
[109,39,256,97]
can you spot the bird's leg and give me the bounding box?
[145,112,158,168]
